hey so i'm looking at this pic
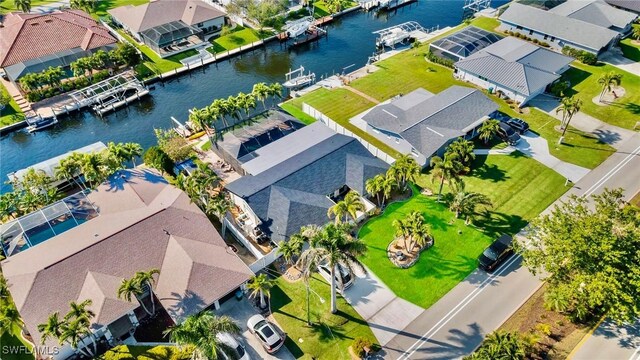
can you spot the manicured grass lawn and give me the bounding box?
[207,27,262,54]
[358,188,493,308]
[98,345,191,360]
[117,30,186,74]
[0,324,34,360]
[271,273,377,359]
[93,0,150,17]
[280,103,317,124]
[164,49,199,63]
[469,16,501,32]
[560,62,640,130]
[283,88,402,157]
[620,25,640,62]
[1,83,24,127]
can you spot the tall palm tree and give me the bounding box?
[381,174,396,206]
[59,318,96,358]
[388,155,421,191]
[446,138,475,167]
[409,220,431,252]
[252,82,271,110]
[478,119,500,145]
[65,300,95,324]
[107,142,131,168]
[448,181,492,224]
[14,0,31,13]
[365,174,384,205]
[430,153,466,202]
[634,26,640,42]
[164,311,241,360]
[190,107,214,144]
[117,278,154,316]
[269,83,283,101]
[277,233,304,266]
[123,142,143,167]
[55,156,84,190]
[297,223,367,313]
[555,96,583,144]
[327,190,364,223]
[133,269,160,315]
[238,92,256,119]
[38,312,63,345]
[204,193,231,221]
[0,303,24,336]
[246,273,275,309]
[80,152,108,188]
[597,71,623,101]
[392,218,412,250]
[211,99,229,130]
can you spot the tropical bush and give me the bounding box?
[24,70,110,102]
[352,337,375,358]
[143,146,174,175]
[425,51,454,68]
[562,46,597,65]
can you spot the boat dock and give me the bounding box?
[361,0,416,11]
[373,22,435,49]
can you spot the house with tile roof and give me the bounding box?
[0,9,117,82]
[351,86,498,167]
[498,2,633,56]
[225,122,388,246]
[454,37,574,107]
[108,0,226,58]
[0,168,252,359]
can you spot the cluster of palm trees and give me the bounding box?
[430,142,472,201]
[323,0,351,14]
[70,50,112,80]
[171,162,231,221]
[597,71,623,102]
[477,119,501,145]
[327,190,364,224]
[69,0,97,12]
[392,210,432,253]
[188,82,283,141]
[465,330,537,360]
[555,96,583,144]
[246,273,276,309]
[13,0,31,13]
[38,300,100,358]
[117,269,161,317]
[448,181,492,224]
[19,66,65,92]
[1,168,61,222]
[0,273,24,343]
[365,155,421,207]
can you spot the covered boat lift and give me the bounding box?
[373,21,426,48]
[67,71,149,116]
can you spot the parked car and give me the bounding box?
[489,110,511,123]
[317,262,354,293]
[478,234,514,272]
[247,315,284,354]
[505,118,530,134]
[217,333,250,360]
[497,122,521,145]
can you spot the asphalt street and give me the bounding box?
[383,133,640,360]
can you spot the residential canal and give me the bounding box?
[0,0,506,192]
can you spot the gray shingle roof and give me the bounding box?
[361,86,498,157]
[499,2,620,51]
[549,0,637,29]
[455,37,574,96]
[606,0,640,13]
[225,124,389,241]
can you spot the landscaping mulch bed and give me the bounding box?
[500,283,593,360]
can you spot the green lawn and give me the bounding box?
[620,24,640,62]
[117,30,187,74]
[0,324,34,360]
[280,103,317,124]
[207,27,263,54]
[358,188,493,308]
[469,16,501,32]
[271,273,377,359]
[283,88,402,157]
[1,0,149,16]
[1,83,24,127]
[98,345,191,360]
[560,62,640,130]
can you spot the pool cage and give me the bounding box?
[429,26,503,62]
[140,21,202,54]
[0,191,99,257]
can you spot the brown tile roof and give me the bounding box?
[0,168,253,346]
[108,0,226,33]
[0,9,117,67]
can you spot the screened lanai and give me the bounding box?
[0,191,99,257]
[429,26,503,62]
[140,21,203,55]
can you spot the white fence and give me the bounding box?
[302,103,396,164]
[249,248,280,273]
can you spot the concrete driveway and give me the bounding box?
[214,298,295,360]
[342,268,424,347]
[601,48,640,76]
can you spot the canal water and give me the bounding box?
[0,0,506,192]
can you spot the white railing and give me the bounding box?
[223,217,264,259]
[249,248,280,273]
[302,103,396,164]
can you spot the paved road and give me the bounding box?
[383,132,640,359]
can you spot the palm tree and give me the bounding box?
[107,142,131,168]
[246,273,275,309]
[55,156,85,190]
[327,190,365,223]
[133,269,160,315]
[164,311,241,360]
[14,0,31,13]
[204,193,231,221]
[448,181,492,224]
[211,99,229,129]
[365,174,384,205]
[80,152,108,188]
[470,331,528,360]
[446,138,475,167]
[38,312,63,345]
[297,223,367,313]
[634,26,640,42]
[430,153,466,202]
[252,82,271,110]
[269,83,283,102]
[388,155,421,191]
[123,142,143,167]
[238,92,256,119]
[65,299,95,324]
[555,96,583,144]
[410,220,431,252]
[190,107,214,144]
[0,303,24,336]
[478,119,500,145]
[381,174,395,206]
[392,218,412,250]
[277,234,304,267]
[70,0,95,13]
[117,278,154,316]
[59,318,96,358]
[597,71,623,102]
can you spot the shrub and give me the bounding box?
[562,46,598,65]
[549,81,569,97]
[352,337,374,358]
[143,146,174,175]
[425,51,454,68]
[134,64,155,79]
[532,38,539,44]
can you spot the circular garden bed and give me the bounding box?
[387,236,434,268]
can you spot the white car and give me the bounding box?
[317,263,354,293]
[217,332,250,360]
[247,314,285,354]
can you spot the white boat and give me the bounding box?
[26,113,58,133]
[172,116,192,137]
[377,27,410,47]
[283,66,316,89]
[283,16,314,38]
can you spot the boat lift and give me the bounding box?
[283,66,316,89]
[463,0,491,18]
[67,71,149,116]
[373,21,425,49]
[279,16,328,46]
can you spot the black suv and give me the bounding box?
[478,234,514,272]
[505,118,530,134]
[497,122,521,146]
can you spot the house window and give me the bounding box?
[411,149,419,157]
[529,30,533,35]
[544,35,548,40]
[516,26,523,30]
[550,36,556,42]
[479,76,488,81]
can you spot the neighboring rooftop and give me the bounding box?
[605,0,640,13]
[361,86,498,157]
[225,123,389,242]
[0,9,117,67]
[549,0,637,29]
[1,168,253,346]
[430,26,504,60]
[108,0,226,33]
[455,37,574,95]
[499,2,620,51]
